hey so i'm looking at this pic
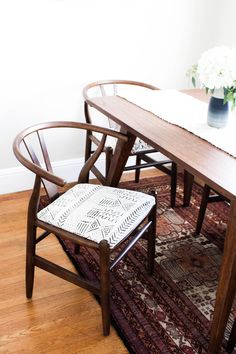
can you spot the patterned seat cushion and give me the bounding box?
[37,184,155,249]
[131,137,153,153]
[97,134,153,154]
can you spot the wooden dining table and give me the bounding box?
[86,89,236,353]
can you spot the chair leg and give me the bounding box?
[147,201,157,275]
[226,318,236,353]
[99,240,110,336]
[84,134,92,183]
[135,155,141,183]
[183,170,194,207]
[195,184,211,235]
[105,147,113,179]
[26,222,37,299]
[74,244,80,254]
[170,162,177,208]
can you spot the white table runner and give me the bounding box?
[122,89,236,158]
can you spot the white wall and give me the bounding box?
[213,0,236,48]
[0,0,235,193]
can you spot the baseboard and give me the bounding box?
[0,152,167,195]
[0,157,106,195]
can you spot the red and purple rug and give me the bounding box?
[59,175,235,354]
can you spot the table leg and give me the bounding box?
[106,129,136,187]
[183,170,194,206]
[208,199,236,353]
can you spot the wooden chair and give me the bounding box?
[83,80,177,207]
[181,171,227,235]
[195,184,228,235]
[13,121,157,336]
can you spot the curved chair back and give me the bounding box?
[13,121,128,202]
[82,80,177,208]
[83,79,159,130]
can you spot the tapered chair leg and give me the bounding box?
[26,222,37,299]
[105,147,113,179]
[195,184,211,235]
[135,154,141,183]
[226,319,236,353]
[74,244,80,254]
[170,162,177,208]
[99,240,110,336]
[183,170,194,207]
[84,133,92,183]
[147,202,157,275]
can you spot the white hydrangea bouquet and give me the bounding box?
[188,46,236,109]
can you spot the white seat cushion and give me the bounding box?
[95,133,153,154]
[37,184,155,249]
[131,137,153,153]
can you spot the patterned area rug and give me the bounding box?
[59,175,235,354]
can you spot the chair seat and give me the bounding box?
[37,184,155,249]
[132,137,153,153]
[96,133,153,154]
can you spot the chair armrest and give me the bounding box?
[13,143,66,187]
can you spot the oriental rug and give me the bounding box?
[59,175,235,354]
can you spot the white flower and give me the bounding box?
[196,46,236,89]
[188,46,236,108]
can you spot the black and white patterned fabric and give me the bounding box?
[94,131,152,154]
[37,184,155,249]
[89,84,154,154]
[131,137,152,153]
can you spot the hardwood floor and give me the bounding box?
[0,169,163,354]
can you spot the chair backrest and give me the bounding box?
[13,121,128,206]
[83,80,159,130]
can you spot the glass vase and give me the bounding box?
[207,89,230,128]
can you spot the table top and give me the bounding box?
[87,91,236,201]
